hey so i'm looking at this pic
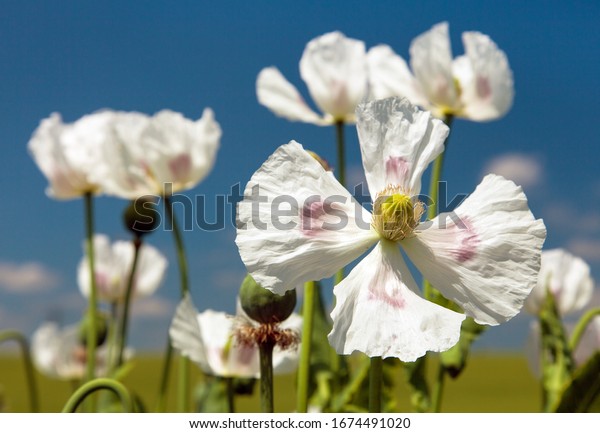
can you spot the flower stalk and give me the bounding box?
[83,192,99,387]
[164,195,191,412]
[259,340,275,413]
[297,280,316,412]
[369,356,383,413]
[0,330,39,412]
[62,378,134,413]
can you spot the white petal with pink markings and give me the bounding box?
[329,241,464,361]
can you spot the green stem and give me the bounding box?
[61,378,134,413]
[423,115,453,300]
[155,336,173,412]
[369,356,383,413]
[0,330,39,412]
[116,237,142,368]
[334,120,346,285]
[297,280,316,413]
[164,196,190,412]
[569,307,600,353]
[259,340,275,413]
[84,192,98,387]
[431,363,446,413]
[226,376,235,413]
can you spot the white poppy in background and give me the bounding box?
[28,111,115,199]
[78,234,167,303]
[169,294,301,378]
[236,97,545,361]
[31,322,126,380]
[368,22,514,121]
[93,109,221,198]
[525,249,594,316]
[257,31,369,125]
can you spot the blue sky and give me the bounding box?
[0,1,598,351]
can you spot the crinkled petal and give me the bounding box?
[403,174,546,325]
[329,241,464,361]
[169,294,209,369]
[256,67,325,125]
[236,141,377,294]
[356,97,449,200]
[367,45,428,107]
[410,22,458,111]
[455,32,514,121]
[300,31,368,122]
[525,249,594,316]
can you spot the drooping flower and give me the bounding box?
[257,31,369,125]
[525,249,594,316]
[28,112,115,199]
[169,294,301,378]
[92,109,221,198]
[31,321,128,380]
[368,22,514,121]
[236,97,545,361]
[78,234,167,303]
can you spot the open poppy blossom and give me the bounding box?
[257,31,369,125]
[368,22,514,121]
[236,97,545,361]
[169,294,301,378]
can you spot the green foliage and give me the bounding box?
[441,317,487,378]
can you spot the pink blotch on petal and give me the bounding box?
[385,156,411,187]
[169,154,192,183]
[451,217,479,262]
[300,199,327,236]
[235,344,256,366]
[476,76,492,99]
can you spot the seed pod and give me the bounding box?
[239,274,296,324]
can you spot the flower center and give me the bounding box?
[372,186,424,242]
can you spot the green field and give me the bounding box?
[0,353,540,413]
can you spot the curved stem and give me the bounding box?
[297,280,316,413]
[569,307,600,353]
[155,336,173,412]
[259,341,275,413]
[0,330,39,412]
[431,363,446,413]
[116,237,142,368]
[164,195,190,412]
[84,193,98,388]
[61,378,134,413]
[369,356,383,413]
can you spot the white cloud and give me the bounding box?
[567,239,600,264]
[0,261,61,293]
[483,153,543,189]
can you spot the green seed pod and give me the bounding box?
[123,196,160,237]
[239,274,296,324]
[78,310,109,347]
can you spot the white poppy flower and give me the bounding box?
[368,22,514,121]
[31,322,127,380]
[169,294,301,378]
[78,234,167,303]
[28,111,115,199]
[92,109,221,198]
[257,31,369,125]
[236,97,545,361]
[525,249,594,316]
